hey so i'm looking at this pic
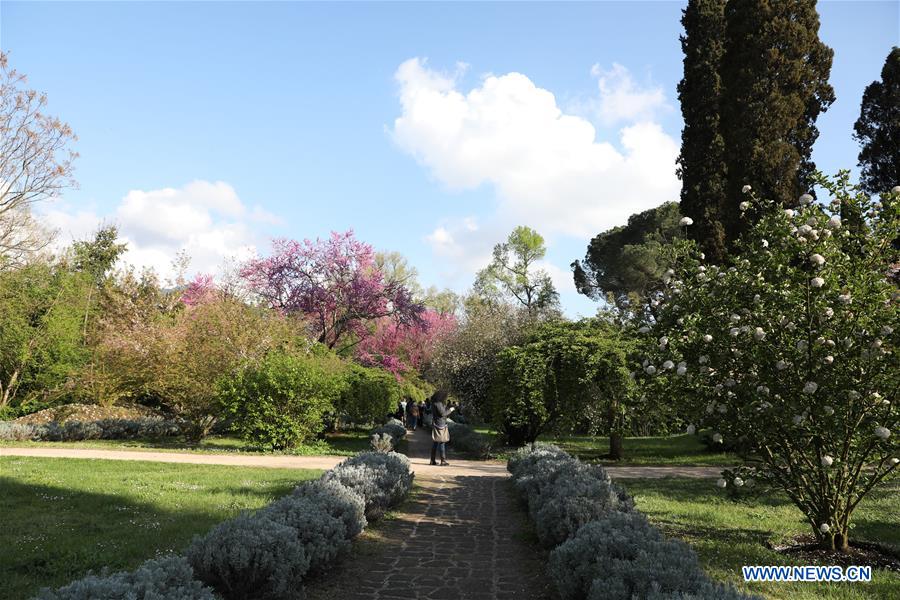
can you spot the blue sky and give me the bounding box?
[2,1,898,316]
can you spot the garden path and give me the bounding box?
[0,446,724,478]
[304,428,553,600]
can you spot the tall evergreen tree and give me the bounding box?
[719,0,834,241]
[854,47,900,196]
[676,0,729,264]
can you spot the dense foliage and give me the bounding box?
[854,46,900,198]
[218,348,347,450]
[720,0,834,221]
[676,0,728,263]
[675,0,835,260]
[431,297,528,420]
[0,263,90,408]
[97,292,303,440]
[336,363,402,427]
[572,202,684,309]
[636,173,899,551]
[489,319,634,452]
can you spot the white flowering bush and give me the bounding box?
[34,556,216,600]
[292,478,367,539]
[636,173,899,551]
[260,495,350,573]
[550,512,755,600]
[186,512,309,600]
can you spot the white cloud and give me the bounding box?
[392,57,680,241]
[41,180,279,280]
[394,58,680,297]
[590,62,669,126]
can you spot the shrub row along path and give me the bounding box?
[304,429,554,600]
[1,439,721,599]
[0,445,724,478]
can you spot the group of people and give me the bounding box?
[395,390,454,466]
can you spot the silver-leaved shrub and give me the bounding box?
[323,451,413,519]
[260,495,350,573]
[34,556,216,600]
[186,512,309,600]
[292,478,367,539]
[551,512,733,600]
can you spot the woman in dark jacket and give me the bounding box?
[430,390,454,466]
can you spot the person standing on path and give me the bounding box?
[406,400,419,431]
[429,390,454,466]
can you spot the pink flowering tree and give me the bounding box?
[356,309,458,375]
[636,172,899,552]
[180,273,218,307]
[241,231,425,351]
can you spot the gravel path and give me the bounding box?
[0,446,724,479]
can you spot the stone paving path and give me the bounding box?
[304,428,553,600]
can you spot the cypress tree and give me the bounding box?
[854,47,900,196]
[719,0,834,241]
[677,0,729,264]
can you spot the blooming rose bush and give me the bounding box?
[636,172,899,551]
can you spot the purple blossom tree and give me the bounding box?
[240,231,424,351]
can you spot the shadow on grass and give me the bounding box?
[0,476,294,600]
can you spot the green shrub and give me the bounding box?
[218,349,346,450]
[336,364,401,426]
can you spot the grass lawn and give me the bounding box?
[0,456,322,600]
[621,477,900,600]
[0,428,373,457]
[476,428,737,466]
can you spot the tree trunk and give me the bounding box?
[609,432,624,461]
[607,397,623,460]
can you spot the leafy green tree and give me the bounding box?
[720,0,834,240]
[375,250,423,299]
[0,261,90,408]
[572,202,683,311]
[854,47,900,196]
[636,173,899,551]
[431,296,528,420]
[421,285,460,316]
[489,319,634,455]
[677,0,729,263]
[475,226,559,316]
[97,289,305,439]
[219,348,348,450]
[69,225,128,338]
